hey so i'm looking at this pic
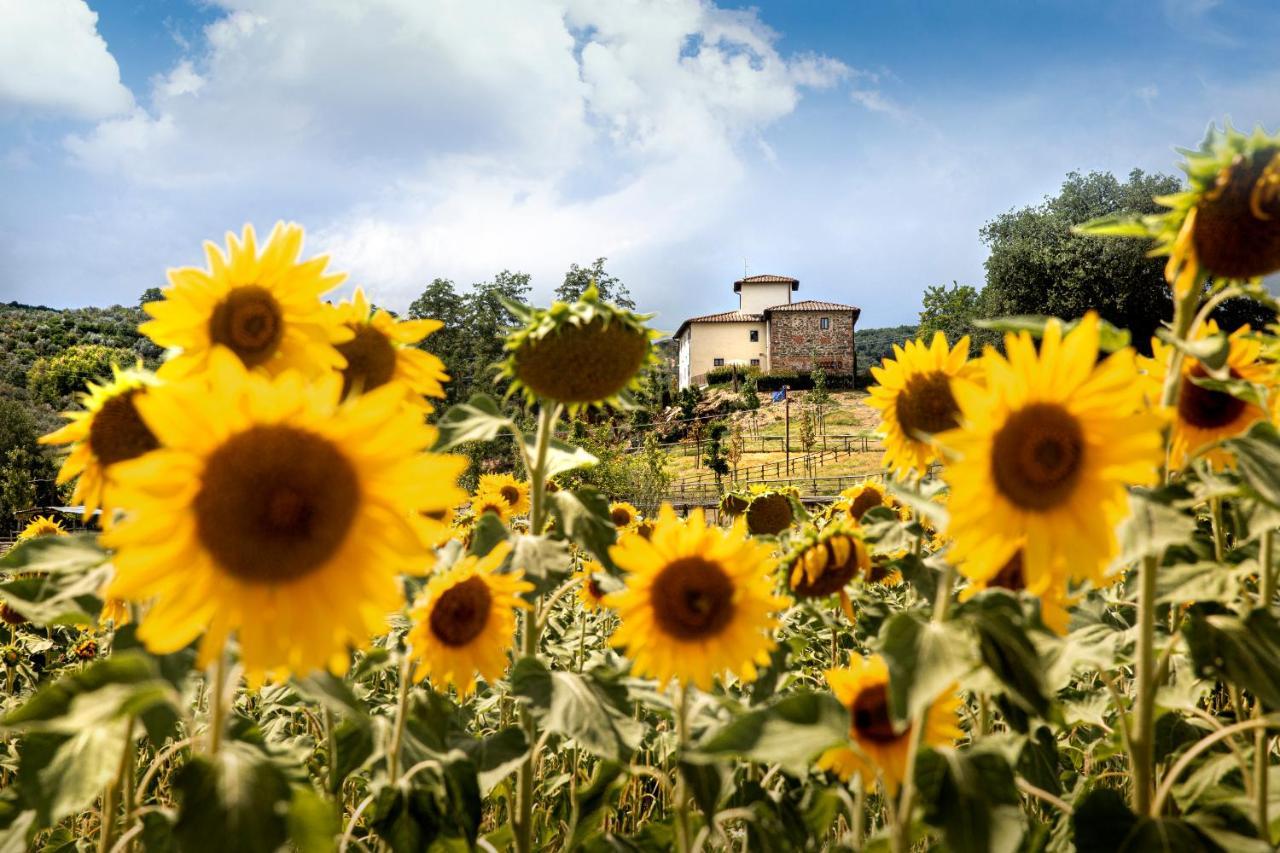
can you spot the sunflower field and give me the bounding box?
[3,122,1280,853]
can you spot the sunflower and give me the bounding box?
[1079,124,1280,294]
[39,364,162,526]
[0,599,27,626]
[406,542,532,696]
[1138,322,1271,470]
[102,349,467,680]
[70,636,99,662]
[941,314,1164,593]
[608,501,641,530]
[18,515,68,541]
[471,489,514,524]
[719,492,749,517]
[782,525,870,620]
[745,491,794,536]
[817,655,963,791]
[575,560,611,611]
[864,550,906,588]
[332,288,448,408]
[98,597,132,629]
[141,222,349,379]
[1,645,19,667]
[957,550,1072,635]
[606,505,790,690]
[477,474,531,516]
[868,332,977,477]
[500,284,658,411]
[832,481,906,525]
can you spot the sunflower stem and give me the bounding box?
[324,706,339,797]
[1133,554,1158,815]
[99,716,134,853]
[207,650,227,756]
[1211,496,1227,564]
[673,684,694,853]
[387,653,412,784]
[1256,529,1275,840]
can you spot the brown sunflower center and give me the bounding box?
[1178,363,1247,430]
[991,403,1085,512]
[477,500,505,518]
[422,507,451,522]
[851,683,899,744]
[500,484,523,507]
[429,575,492,647]
[513,317,650,404]
[895,370,961,439]
[88,389,160,466]
[586,576,605,600]
[845,489,883,522]
[746,493,793,535]
[194,425,360,583]
[650,557,735,640]
[720,494,748,516]
[1193,147,1280,279]
[610,506,633,527]
[209,285,284,367]
[990,551,1026,592]
[1,602,28,626]
[337,324,397,398]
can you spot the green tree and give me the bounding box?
[28,343,135,405]
[740,375,760,413]
[918,282,988,345]
[555,258,635,309]
[702,421,730,489]
[808,364,830,437]
[408,278,469,403]
[0,400,58,533]
[139,287,164,308]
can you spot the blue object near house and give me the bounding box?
[771,388,787,403]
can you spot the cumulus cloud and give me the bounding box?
[0,0,133,119]
[62,0,854,310]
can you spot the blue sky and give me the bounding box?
[2,0,1278,331]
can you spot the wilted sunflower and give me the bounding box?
[864,550,906,588]
[868,332,977,476]
[102,350,467,680]
[608,501,641,530]
[817,655,963,792]
[477,474,531,516]
[18,515,68,541]
[1080,124,1280,294]
[606,505,790,690]
[333,288,449,408]
[500,284,658,411]
[942,314,1164,593]
[575,560,611,611]
[471,489,514,523]
[1139,322,1271,470]
[39,364,162,526]
[70,637,98,662]
[141,222,349,379]
[406,543,532,696]
[745,490,794,536]
[958,550,1071,635]
[782,525,870,620]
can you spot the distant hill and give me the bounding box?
[856,324,918,375]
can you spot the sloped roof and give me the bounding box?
[765,299,859,312]
[674,310,764,339]
[734,274,799,293]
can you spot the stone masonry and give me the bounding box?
[767,309,857,377]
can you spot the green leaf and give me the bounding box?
[1157,562,1254,606]
[3,650,180,735]
[879,612,975,721]
[467,512,510,558]
[1184,608,1280,708]
[331,717,375,794]
[1157,328,1231,372]
[694,692,848,777]
[433,394,517,451]
[509,658,642,762]
[1072,788,1138,853]
[292,672,365,717]
[0,532,109,574]
[1017,726,1062,797]
[968,595,1051,718]
[1226,422,1280,508]
[459,727,528,795]
[286,786,338,853]
[172,743,293,853]
[915,746,1022,853]
[530,436,598,479]
[29,718,133,827]
[509,534,573,595]
[565,762,626,850]
[549,488,619,571]
[1117,490,1198,566]
[1073,214,1155,239]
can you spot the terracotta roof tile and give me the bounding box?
[765,299,860,312]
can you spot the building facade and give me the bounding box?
[674,274,860,389]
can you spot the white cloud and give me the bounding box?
[0,0,133,119]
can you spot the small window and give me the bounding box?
[749,330,759,342]
[713,357,725,367]
[750,358,760,367]
[819,317,830,331]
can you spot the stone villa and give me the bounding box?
[673,274,860,389]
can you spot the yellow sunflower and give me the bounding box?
[957,550,1072,635]
[1138,321,1272,470]
[817,655,963,792]
[471,489,514,523]
[406,542,532,696]
[575,560,610,611]
[608,501,641,530]
[70,636,99,662]
[868,332,978,477]
[102,349,467,681]
[332,287,448,408]
[141,222,349,379]
[782,525,870,620]
[477,473,531,516]
[832,481,907,525]
[39,364,162,526]
[18,515,69,541]
[941,314,1164,593]
[745,491,794,536]
[606,505,790,690]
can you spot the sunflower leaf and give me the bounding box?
[879,612,975,723]
[692,692,848,777]
[974,315,1132,353]
[548,488,618,571]
[508,657,642,762]
[1183,609,1280,708]
[1156,328,1231,372]
[529,436,598,478]
[915,746,1022,853]
[433,394,518,451]
[1226,421,1280,508]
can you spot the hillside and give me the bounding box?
[856,324,917,377]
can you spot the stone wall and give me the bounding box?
[768,310,856,376]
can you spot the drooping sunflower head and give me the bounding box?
[868,331,978,476]
[70,636,98,662]
[407,542,532,696]
[1139,321,1271,470]
[0,599,27,626]
[471,489,515,523]
[1,645,19,667]
[332,288,449,408]
[817,655,963,791]
[476,473,531,516]
[575,560,612,611]
[941,313,1164,592]
[607,505,790,690]
[500,284,658,411]
[608,501,641,530]
[719,492,749,517]
[18,515,68,541]
[745,491,794,536]
[141,222,350,379]
[783,525,870,600]
[102,350,468,681]
[39,364,162,525]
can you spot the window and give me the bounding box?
[713,358,725,367]
[750,358,760,367]
[819,317,830,331]
[749,329,759,342]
